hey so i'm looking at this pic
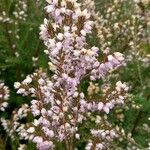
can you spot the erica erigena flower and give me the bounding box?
[12,0,128,149]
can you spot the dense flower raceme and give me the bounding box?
[12,70,128,150]
[1,104,30,139]
[0,81,10,111]
[3,0,128,149]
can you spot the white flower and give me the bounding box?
[103,106,110,114]
[22,76,32,84]
[97,102,104,111]
[49,39,56,47]
[96,143,103,150]
[64,26,70,32]
[46,5,54,13]
[73,91,79,98]
[33,136,43,143]
[27,127,35,133]
[41,108,47,115]
[74,50,81,57]
[80,93,85,99]
[33,119,40,126]
[76,9,82,17]
[57,33,64,40]
[108,55,114,61]
[75,133,80,139]
[17,88,25,94]
[38,78,45,85]
[14,82,21,89]
[2,102,8,108]
[44,49,49,54]
[114,52,124,61]
[80,29,86,36]
[47,130,54,138]
[56,42,62,50]
[116,81,128,92]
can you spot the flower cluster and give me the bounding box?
[1,104,30,140]
[84,0,150,68]
[2,0,128,149]
[80,81,128,114]
[0,0,27,23]
[86,128,118,150]
[83,3,150,146]
[12,1,27,21]
[0,81,9,111]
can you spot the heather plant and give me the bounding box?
[88,0,150,148]
[1,0,129,149]
[89,0,150,94]
[0,0,149,150]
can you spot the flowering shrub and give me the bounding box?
[0,0,149,150]
[1,0,129,149]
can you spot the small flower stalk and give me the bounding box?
[0,81,9,111]
[2,0,129,149]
